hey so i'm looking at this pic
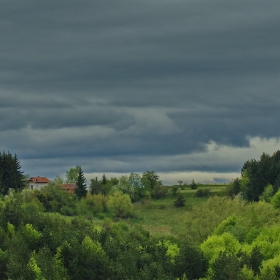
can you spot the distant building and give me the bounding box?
[28,176,51,190]
[60,183,76,194]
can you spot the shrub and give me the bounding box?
[151,185,169,199]
[171,185,179,196]
[108,191,133,218]
[60,206,75,216]
[194,189,211,198]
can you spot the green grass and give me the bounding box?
[131,184,227,236]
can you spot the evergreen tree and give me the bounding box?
[212,252,242,280]
[174,193,185,208]
[89,177,102,195]
[0,152,25,195]
[101,174,107,185]
[75,166,87,199]
[241,150,280,201]
[190,179,197,189]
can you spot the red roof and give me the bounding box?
[61,183,76,193]
[28,176,51,183]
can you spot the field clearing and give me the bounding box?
[132,184,227,236]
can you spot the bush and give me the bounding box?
[151,185,169,199]
[60,206,75,216]
[108,191,133,218]
[171,185,179,196]
[194,189,211,198]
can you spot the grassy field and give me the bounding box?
[131,184,227,236]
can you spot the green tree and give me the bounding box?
[271,189,280,209]
[190,179,197,189]
[101,174,107,185]
[65,166,80,184]
[142,170,159,189]
[89,177,102,195]
[108,191,133,218]
[173,242,208,279]
[260,184,274,202]
[75,166,87,199]
[177,180,183,187]
[226,178,241,197]
[212,252,242,280]
[174,193,185,207]
[114,175,135,200]
[241,150,280,201]
[52,175,64,185]
[0,152,25,195]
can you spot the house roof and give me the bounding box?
[28,176,51,183]
[61,183,76,193]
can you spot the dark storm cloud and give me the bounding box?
[1,0,280,181]
[0,105,134,131]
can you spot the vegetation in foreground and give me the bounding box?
[2,150,280,278]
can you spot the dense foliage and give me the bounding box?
[240,150,280,201]
[0,152,25,195]
[0,190,209,280]
[4,150,280,279]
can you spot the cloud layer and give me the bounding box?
[1,0,280,183]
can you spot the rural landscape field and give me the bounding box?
[1,151,280,279]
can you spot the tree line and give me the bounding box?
[226,150,280,203]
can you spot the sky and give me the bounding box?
[1,0,280,184]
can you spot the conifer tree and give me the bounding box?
[101,174,107,185]
[75,166,87,199]
[0,151,25,195]
[174,193,185,207]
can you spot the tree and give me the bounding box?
[173,242,208,279]
[174,193,185,207]
[177,180,183,187]
[65,166,80,184]
[129,173,143,189]
[115,175,135,200]
[260,184,274,202]
[0,152,25,195]
[241,150,280,201]
[52,175,64,185]
[101,174,107,185]
[89,177,102,195]
[75,166,87,199]
[190,179,197,190]
[226,178,241,197]
[107,191,133,218]
[142,171,159,189]
[271,189,280,209]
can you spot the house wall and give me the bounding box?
[28,182,49,190]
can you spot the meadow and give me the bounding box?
[132,184,227,236]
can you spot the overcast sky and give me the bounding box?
[1,0,280,184]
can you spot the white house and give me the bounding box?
[28,176,51,190]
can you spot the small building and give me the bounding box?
[61,183,76,194]
[28,176,51,190]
